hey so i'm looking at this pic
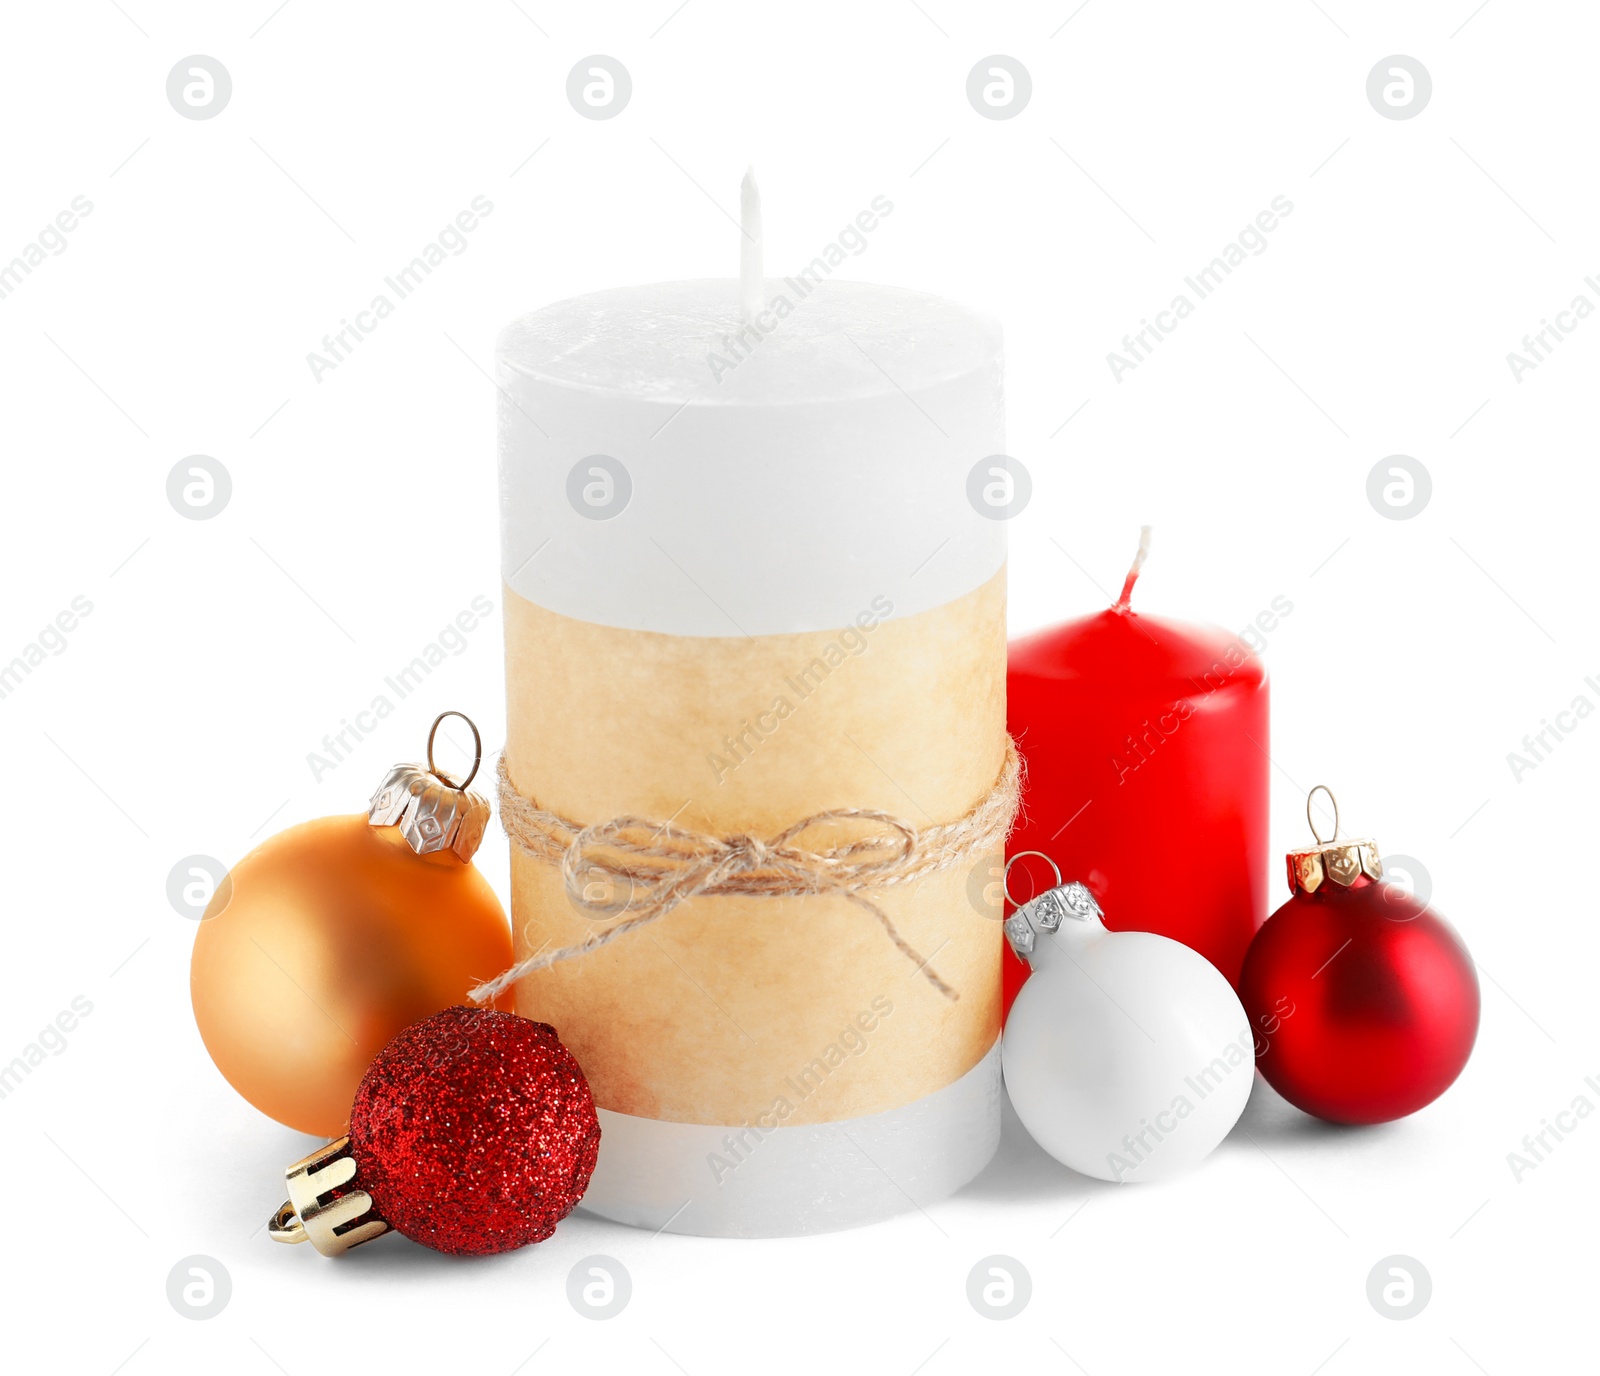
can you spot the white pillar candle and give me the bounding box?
[496,186,1008,1235]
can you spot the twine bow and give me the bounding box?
[469,742,1022,1006]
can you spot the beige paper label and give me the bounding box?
[503,570,1006,1126]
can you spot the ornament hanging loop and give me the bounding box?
[1306,784,1339,845]
[1003,850,1063,907]
[428,710,482,792]
[267,1201,306,1244]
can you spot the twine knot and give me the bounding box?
[727,834,769,866]
[470,741,1022,1006]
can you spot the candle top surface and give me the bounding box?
[497,278,1002,405]
[1009,607,1266,695]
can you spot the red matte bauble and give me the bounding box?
[1239,876,1479,1125]
[348,1006,600,1255]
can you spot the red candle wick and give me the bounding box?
[1113,526,1153,614]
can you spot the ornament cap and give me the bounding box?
[368,711,491,862]
[1286,785,1383,893]
[1002,852,1102,963]
[269,1135,388,1257]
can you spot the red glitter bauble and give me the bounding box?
[346,1006,600,1255]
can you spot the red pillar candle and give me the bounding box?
[1004,533,1271,1014]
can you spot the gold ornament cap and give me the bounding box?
[1287,785,1384,894]
[368,711,490,863]
[268,1136,388,1257]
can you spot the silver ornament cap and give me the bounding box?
[367,711,490,864]
[1001,851,1102,963]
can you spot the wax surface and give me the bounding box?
[496,279,1005,636]
[497,277,1002,403]
[1006,604,1269,1002]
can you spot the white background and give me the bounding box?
[1,1,1594,1372]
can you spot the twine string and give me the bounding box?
[469,741,1022,1006]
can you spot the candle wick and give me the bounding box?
[1113,525,1153,613]
[740,166,764,324]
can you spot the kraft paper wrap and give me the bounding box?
[503,569,1007,1127]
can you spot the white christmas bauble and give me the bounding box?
[1002,874,1254,1183]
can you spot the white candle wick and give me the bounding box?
[740,166,764,323]
[1114,525,1153,612]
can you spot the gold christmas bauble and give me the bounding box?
[191,721,512,1137]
